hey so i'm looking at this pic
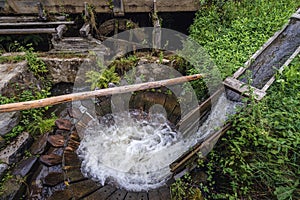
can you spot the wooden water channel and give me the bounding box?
[0,7,299,200]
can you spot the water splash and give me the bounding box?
[77,93,239,191]
[77,111,184,191]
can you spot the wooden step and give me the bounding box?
[223,77,266,101]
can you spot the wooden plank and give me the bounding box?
[223,77,266,101]
[233,67,246,79]
[137,192,148,200]
[0,28,56,35]
[291,13,300,20]
[84,185,117,200]
[2,0,200,14]
[176,87,224,129]
[148,190,160,200]
[0,74,203,113]
[124,192,138,200]
[0,21,74,26]
[158,187,171,200]
[170,123,232,173]
[68,179,101,199]
[107,189,127,200]
[80,23,91,37]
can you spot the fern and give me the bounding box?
[86,66,120,90]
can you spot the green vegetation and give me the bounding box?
[86,65,120,90]
[190,0,298,78]
[19,44,48,78]
[0,45,53,141]
[172,0,299,199]
[0,54,25,64]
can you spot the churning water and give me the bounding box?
[77,93,239,191]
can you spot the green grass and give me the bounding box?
[171,0,300,199]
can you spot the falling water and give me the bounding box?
[77,93,240,191]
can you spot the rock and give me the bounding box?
[0,132,33,164]
[43,172,64,186]
[0,111,20,136]
[55,119,72,131]
[30,132,49,155]
[0,176,25,200]
[0,62,26,94]
[12,157,37,177]
[67,107,83,119]
[42,57,83,84]
[47,135,65,148]
[0,163,8,179]
[39,154,62,166]
[0,136,5,149]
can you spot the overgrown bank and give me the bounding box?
[171,0,299,199]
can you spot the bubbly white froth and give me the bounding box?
[77,94,238,191]
[77,111,183,191]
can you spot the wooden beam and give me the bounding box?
[53,25,67,40]
[0,21,74,26]
[0,28,56,35]
[0,16,66,23]
[223,77,266,101]
[170,122,232,173]
[79,23,90,37]
[0,74,203,113]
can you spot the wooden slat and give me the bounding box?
[291,13,300,20]
[158,187,171,200]
[223,77,266,101]
[124,192,138,200]
[0,28,56,35]
[148,190,160,200]
[170,123,232,173]
[0,21,74,26]
[137,192,148,200]
[0,16,65,23]
[107,189,127,200]
[83,185,117,200]
[68,179,101,199]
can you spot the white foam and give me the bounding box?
[77,93,239,191]
[77,111,185,191]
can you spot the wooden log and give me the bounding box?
[79,23,91,37]
[0,74,203,113]
[54,24,67,40]
[0,16,66,23]
[0,28,56,35]
[0,21,74,26]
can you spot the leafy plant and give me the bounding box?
[27,115,57,135]
[86,66,120,90]
[19,44,48,78]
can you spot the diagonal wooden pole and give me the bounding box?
[0,74,203,113]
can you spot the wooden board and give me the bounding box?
[223,77,266,101]
[1,0,200,14]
